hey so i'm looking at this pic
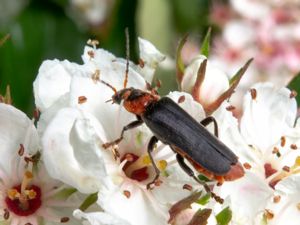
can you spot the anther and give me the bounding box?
[243,162,252,170]
[280,136,286,147]
[226,105,235,111]
[138,59,145,68]
[87,50,95,58]
[250,88,257,100]
[60,217,70,223]
[273,195,281,203]
[18,144,25,156]
[282,166,290,172]
[290,144,298,150]
[78,96,87,104]
[183,184,193,191]
[3,209,9,220]
[157,160,167,171]
[92,69,100,83]
[178,95,185,104]
[297,203,300,211]
[264,209,274,220]
[123,190,131,198]
[290,90,297,98]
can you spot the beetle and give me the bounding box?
[99,32,245,203]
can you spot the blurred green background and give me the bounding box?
[0,0,211,115]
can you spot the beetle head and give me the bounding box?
[111,88,134,104]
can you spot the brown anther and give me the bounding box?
[33,108,40,120]
[290,144,298,150]
[60,217,70,223]
[3,209,9,220]
[250,88,257,100]
[92,69,100,83]
[280,136,286,147]
[78,96,87,104]
[25,223,33,225]
[178,95,186,104]
[87,50,95,58]
[18,144,25,156]
[123,190,131,198]
[273,195,281,203]
[154,179,163,186]
[124,153,134,162]
[282,166,290,172]
[264,209,274,220]
[290,90,297,98]
[155,79,162,89]
[183,184,193,191]
[138,59,145,68]
[272,147,279,154]
[243,162,252,170]
[226,105,236,111]
[297,203,300,211]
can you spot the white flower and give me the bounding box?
[0,103,81,225]
[218,83,300,224]
[181,55,229,109]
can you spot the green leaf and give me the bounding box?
[55,188,77,199]
[287,72,300,105]
[200,27,211,57]
[216,207,232,225]
[198,174,210,182]
[79,192,98,211]
[195,193,211,205]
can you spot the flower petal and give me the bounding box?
[241,83,297,151]
[42,107,107,193]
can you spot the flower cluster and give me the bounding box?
[1,33,300,225]
[210,0,300,110]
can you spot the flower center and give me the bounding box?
[121,153,167,182]
[5,171,42,216]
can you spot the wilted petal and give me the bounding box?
[42,107,107,193]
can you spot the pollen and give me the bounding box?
[294,156,300,167]
[7,189,19,200]
[25,190,37,199]
[273,195,281,203]
[158,160,168,171]
[264,209,274,220]
[25,171,33,180]
[142,155,151,165]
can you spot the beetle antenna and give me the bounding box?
[192,176,224,204]
[99,79,117,95]
[124,27,130,89]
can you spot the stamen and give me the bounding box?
[60,217,70,223]
[297,203,300,211]
[243,162,252,170]
[280,136,286,147]
[18,144,25,156]
[123,190,131,198]
[264,209,274,220]
[3,209,9,220]
[142,155,151,166]
[250,88,257,100]
[7,189,19,200]
[290,144,298,150]
[25,190,37,200]
[273,195,281,203]
[157,160,167,171]
[78,96,87,104]
[183,184,193,191]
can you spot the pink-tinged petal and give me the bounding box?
[241,83,297,151]
[219,172,273,223]
[42,107,107,193]
[230,0,270,20]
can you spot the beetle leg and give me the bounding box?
[146,136,160,190]
[102,117,144,149]
[200,116,219,138]
[176,153,224,204]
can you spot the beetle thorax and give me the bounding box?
[123,90,159,116]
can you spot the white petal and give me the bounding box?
[33,60,73,112]
[137,37,166,83]
[219,172,273,223]
[181,56,229,106]
[42,107,107,193]
[98,182,169,225]
[275,174,300,195]
[73,209,131,225]
[241,83,297,151]
[166,91,206,121]
[0,103,39,172]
